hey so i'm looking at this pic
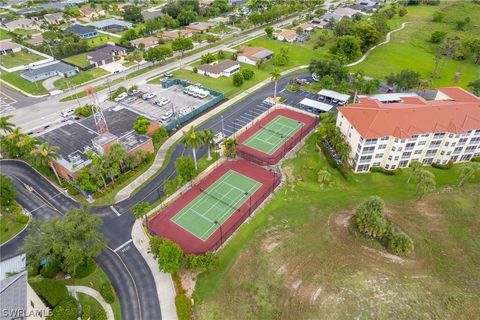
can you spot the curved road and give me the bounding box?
[0,72,310,319]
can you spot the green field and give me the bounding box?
[86,34,120,49]
[244,116,303,155]
[0,71,49,95]
[54,68,109,90]
[0,50,45,68]
[194,133,480,319]
[0,29,11,40]
[172,170,261,241]
[63,52,91,68]
[350,2,480,88]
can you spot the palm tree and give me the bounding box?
[457,163,480,187]
[201,129,215,161]
[4,127,23,158]
[31,142,61,185]
[17,135,39,158]
[182,126,202,169]
[0,115,15,135]
[270,68,281,99]
[89,156,108,189]
[223,137,238,159]
[406,160,422,184]
[131,201,151,225]
[414,169,436,200]
[106,143,128,172]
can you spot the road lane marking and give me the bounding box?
[113,239,133,252]
[110,205,121,216]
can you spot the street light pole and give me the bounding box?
[221,115,224,136]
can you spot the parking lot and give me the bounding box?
[119,83,215,124]
[280,89,339,114]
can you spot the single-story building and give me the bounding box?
[349,0,381,13]
[79,6,106,20]
[299,23,314,32]
[131,36,160,50]
[44,12,64,25]
[0,40,21,55]
[276,29,298,43]
[311,18,330,29]
[63,24,98,38]
[197,59,240,78]
[208,16,230,25]
[141,9,164,21]
[20,61,79,82]
[90,18,133,32]
[237,46,274,66]
[160,29,193,41]
[185,22,215,33]
[4,18,37,31]
[87,44,126,66]
[25,33,43,46]
[322,7,362,21]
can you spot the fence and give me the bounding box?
[163,79,225,132]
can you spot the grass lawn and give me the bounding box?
[122,61,136,68]
[86,34,120,49]
[210,25,235,35]
[350,2,480,88]
[0,29,11,40]
[62,264,122,320]
[0,50,45,68]
[63,52,91,68]
[193,132,480,319]
[0,71,49,95]
[77,293,106,318]
[53,68,110,90]
[14,29,40,36]
[0,215,28,244]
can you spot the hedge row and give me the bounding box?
[99,281,115,304]
[471,157,480,163]
[175,294,192,320]
[29,279,69,308]
[431,161,453,170]
[370,166,402,175]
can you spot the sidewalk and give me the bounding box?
[114,65,308,202]
[131,219,178,320]
[67,285,115,320]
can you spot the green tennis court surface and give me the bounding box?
[171,170,262,241]
[243,115,304,155]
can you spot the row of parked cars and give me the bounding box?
[183,85,210,99]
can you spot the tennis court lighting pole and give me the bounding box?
[221,115,224,136]
[214,220,223,246]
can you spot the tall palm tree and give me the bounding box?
[31,142,61,185]
[17,135,39,158]
[182,126,202,169]
[406,160,422,184]
[223,137,238,159]
[4,127,23,158]
[106,143,128,172]
[270,68,281,99]
[201,129,215,161]
[0,115,15,135]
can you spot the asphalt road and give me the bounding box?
[0,71,312,320]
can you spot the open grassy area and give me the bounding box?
[350,2,480,88]
[0,29,11,40]
[0,215,28,244]
[78,293,107,318]
[63,52,91,68]
[0,50,46,68]
[53,68,109,90]
[86,34,120,49]
[62,263,122,320]
[0,70,49,95]
[194,133,480,319]
[14,29,40,36]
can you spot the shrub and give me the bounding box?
[182,251,219,271]
[74,257,96,278]
[75,104,93,117]
[431,161,453,170]
[241,69,254,80]
[15,213,29,223]
[471,157,480,163]
[48,296,78,320]
[133,116,151,134]
[175,294,192,320]
[99,281,115,304]
[66,184,79,196]
[430,31,447,43]
[192,67,198,73]
[92,308,107,320]
[355,205,387,240]
[81,304,92,320]
[398,7,408,16]
[30,279,69,308]
[286,84,298,92]
[388,232,414,256]
[152,126,168,147]
[40,257,61,278]
[233,72,244,87]
[370,166,402,175]
[110,86,127,100]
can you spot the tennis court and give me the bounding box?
[171,170,262,241]
[243,115,304,155]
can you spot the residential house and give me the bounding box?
[160,29,193,41]
[141,9,164,21]
[63,24,98,38]
[311,18,330,29]
[197,59,240,78]
[21,61,79,82]
[90,18,133,32]
[237,46,274,66]
[43,12,64,25]
[208,16,230,25]
[87,44,126,66]
[322,7,362,21]
[276,29,298,43]
[4,18,38,31]
[25,33,44,46]
[336,87,480,173]
[79,6,106,20]
[185,22,215,33]
[131,36,160,50]
[299,23,314,32]
[0,40,21,55]
[0,254,50,320]
[349,0,381,13]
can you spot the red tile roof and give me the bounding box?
[338,87,480,139]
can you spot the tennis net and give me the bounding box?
[199,187,241,210]
[259,124,287,139]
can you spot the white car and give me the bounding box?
[115,92,128,102]
[161,112,173,121]
[157,98,170,106]
[214,132,224,145]
[61,108,75,118]
[312,73,320,82]
[142,92,156,100]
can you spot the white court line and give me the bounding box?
[114,239,133,252]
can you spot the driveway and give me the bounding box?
[100,61,127,73]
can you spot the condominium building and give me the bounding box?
[336,87,480,173]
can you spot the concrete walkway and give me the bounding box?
[131,220,178,320]
[114,65,307,202]
[67,285,115,320]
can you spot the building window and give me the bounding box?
[460,154,472,161]
[429,141,441,148]
[357,164,370,172]
[392,146,396,152]
[433,132,445,139]
[402,152,412,158]
[362,146,375,154]
[378,144,386,150]
[423,158,433,164]
[394,156,399,161]
[372,162,381,167]
[381,136,389,141]
[359,155,372,163]
[450,155,459,162]
[406,143,415,150]
[375,153,384,159]
[458,138,468,145]
[453,147,463,154]
[465,146,477,152]
[426,149,438,156]
[391,165,396,169]
[418,141,426,146]
[399,160,408,168]
[414,150,422,155]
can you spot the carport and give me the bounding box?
[318,89,350,105]
[298,98,333,113]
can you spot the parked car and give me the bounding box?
[115,92,128,102]
[214,132,224,145]
[61,108,75,118]
[311,73,320,82]
[142,92,156,100]
[296,78,309,86]
[161,112,173,121]
[124,97,136,104]
[160,77,168,83]
[164,72,173,78]
[156,97,170,106]
[129,89,140,96]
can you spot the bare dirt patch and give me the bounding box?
[178,269,200,298]
[361,246,410,265]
